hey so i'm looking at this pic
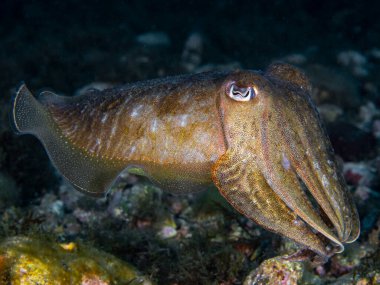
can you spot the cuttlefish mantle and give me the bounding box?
[12,63,360,258]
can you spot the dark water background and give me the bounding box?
[1,1,380,284]
[1,0,379,93]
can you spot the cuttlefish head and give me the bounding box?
[212,63,360,258]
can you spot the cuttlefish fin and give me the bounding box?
[211,148,329,256]
[266,62,312,92]
[12,84,124,197]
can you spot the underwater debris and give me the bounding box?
[0,236,153,285]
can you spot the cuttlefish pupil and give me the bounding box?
[11,63,360,259]
[227,82,255,102]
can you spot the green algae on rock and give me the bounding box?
[0,236,153,285]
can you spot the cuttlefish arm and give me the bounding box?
[212,63,359,256]
[12,64,359,257]
[212,148,328,256]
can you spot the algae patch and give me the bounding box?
[0,236,153,285]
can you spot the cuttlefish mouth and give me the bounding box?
[212,63,360,257]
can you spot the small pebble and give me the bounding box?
[51,200,64,217]
[136,32,171,47]
[343,162,375,186]
[337,50,368,77]
[182,32,203,72]
[280,53,307,65]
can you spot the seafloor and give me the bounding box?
[1,1,380,284]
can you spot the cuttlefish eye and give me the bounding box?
[227,82,255,102]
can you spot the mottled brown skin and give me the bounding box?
[12,63,360,258]
[47,72,228,193]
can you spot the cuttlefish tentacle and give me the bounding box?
[257,113,344,252]
[291,102,360,243]
[212,147,329,256]
[217,76,343,254]
[277,100,347,239]
[214,64,359,255]
[265,67,360,243]
[345,189,361,243]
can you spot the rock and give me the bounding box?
[343,162,375,187]
[181,32,203,72]
[0,236,153,285]
[352,248,380,285]
[157,217,177,239]
[328,244,365,278]
[136,32,171,47]
[369,48,380,61]
[337,50,369,77]
[278,53,307,65]
[372,120,380,138]
[358,102,380,130]
[317,104,343,123]
[244,257,303,285]
[354,186,379,202]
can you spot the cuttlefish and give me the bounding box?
[12,63,359,258]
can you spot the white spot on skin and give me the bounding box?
[89,139,101,153]
[123,96,132,105]
[210,153,218,162]
[65,124,78,136]
[131,105,143,117]
[322,174,330,188]
[179,92,191,104]
[186,148,205,162]
[80,105,88,114]
[281,153,291,170]
[159,149,170,163]
[129,146,136,155]
[195,131,210,145]
[151,119,158,132]
[293,218,304,226]
[179,114,189,127]
[101,114,108,123]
